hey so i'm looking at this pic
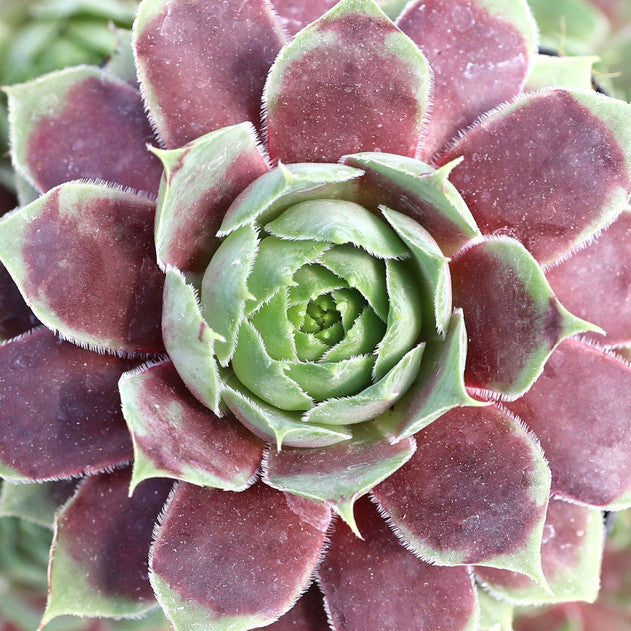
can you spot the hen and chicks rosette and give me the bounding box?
[1,0,631,630]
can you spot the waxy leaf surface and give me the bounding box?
[44,469,171,623]
[134,0,285,147]
[0,182,164,353]
[151,482,330,631]
[265,0,432,163]
[0,329,135,481]
[7,67,162,196]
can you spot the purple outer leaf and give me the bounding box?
[265,0,432,163]
[546,210,631,345]
[373,404,550,580]
[0,328,135,481]
[440,89,631,265]
[6,67,162,197]
[153,123,270,275]
[506,338,631,508]
[0,264,39,341]
[267,584,329,630]
[0,182,164,354]
[119,360,263,493]
[134,0,285,148]
[43,469,172,623]
[150,482,331,631]
[398,0,536,159]
[476,498,604,604]
[318,496,478,631]
[271,0,341,35]
[450,237,596,398]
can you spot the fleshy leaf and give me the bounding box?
[525,54,598,91]
[506,338,631,508]
[477,589,513,631]
[375,310,482,442]
[373,404,551,581]
[0,328,134,481]
[152,123,270,275]
[43,469,171,623]
[397,0,537,158]
[450,237,597,398]
[6,66,162,196]
[0,479,77,529]
[441,89,631,265]
[265,0,432,163]
[264,424,416,534]
[0,182,164,353]
[342,152,480,255]
[477,499,604,605]
[304,343,424,425]
[223,379,352,449]
[266,584,329,630]
[105,28,138,86]
[546,210,631,345]
[134,0,285,147]
[162,268,224,413]
[150,482,330,631]
[120,360,263,493]
[318,496,478,631]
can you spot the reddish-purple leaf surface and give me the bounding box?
[265,0,431,163]
[267,584,329,631]
[373,405,549,567]
[2,184,164,353]
[506,338,631,508]
[441,90,631,264]
[51,469,171,606]
[271,0,340,35]
[122,361,263,488]
[318,496,477,631]
[546,211,631,345]
[134,0,285,148]
[398,0,532,159]
[0,265,39,341]
[18,74,162,196]
[0,328,135,480]
[151,482,331,626]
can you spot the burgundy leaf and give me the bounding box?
[8,68,162,196]
[441,90,631,265]
[0,329,135,481]
[0,183,164,353]
[0,264,39,341]
[398,0,534,159]
[151,482,331,629]
[373,405,550,573]
[506,338,631,508]
[120,360,263,491]
[271,0,341,35]
[134,0,285,148]
[267,584,329,631]
[45,469,172,621]
[546,210,631,345]
[265,0,431,163]
[318,496,477,631]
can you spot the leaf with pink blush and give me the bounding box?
[6,67,162,197]
[264,424,416,535]
[0,182,164,354]
[267,584,329,630]
[270,0,341,35]
[476,499,604,604]
[43,469,172,624]
[441,89,631,266]
[153,123,270,275]
[119,360,263,493]
[134,0,285,148]
[265,0,432,163]
[397,0,537,160]
[318,496,478,631]
[150,482,330,631]
[505,338,631,509]
[450,237,598,398]
[373,404,551,582]
[0,328,135,482]
[546,210,631,346]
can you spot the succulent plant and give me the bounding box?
[1,0,631,629]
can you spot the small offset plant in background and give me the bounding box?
[1,0,631,630]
